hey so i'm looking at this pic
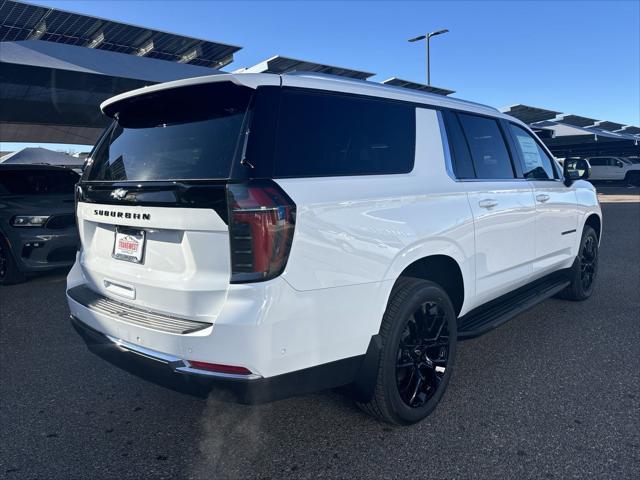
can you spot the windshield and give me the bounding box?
[0,169,79,196]
[86,82,253,182]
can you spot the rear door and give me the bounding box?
[507,123,578,273]
[445,111,537,305]
[77,81,253,320]
[589,157,615,180]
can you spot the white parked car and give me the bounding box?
[586,156,640,185]
[67,73,602,424]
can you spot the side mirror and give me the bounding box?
[564,159,590,186]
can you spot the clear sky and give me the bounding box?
[3,0,639,153]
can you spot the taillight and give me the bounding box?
[227,180,296,283]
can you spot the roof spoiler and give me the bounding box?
[100,73,280,118]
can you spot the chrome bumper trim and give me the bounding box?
[71,315,261,381]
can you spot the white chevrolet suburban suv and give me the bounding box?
[67,72,602,424]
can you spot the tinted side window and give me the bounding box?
[509,124,556,180]
[589,158,605,166]
[457,113,514,179]
[442,110,475,178]
[273,90,415,177]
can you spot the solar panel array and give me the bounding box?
[594,121,625,132]
[501,104,560,124]
[503,105,638,136]
[557,114,599,128]
[241,55,375,80]
[381,77,455,96]
[0,0,240,67]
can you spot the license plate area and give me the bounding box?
[113,226,146,264]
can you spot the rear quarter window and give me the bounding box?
[273,90,416,178]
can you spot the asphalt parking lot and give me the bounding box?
[1,186,638,480]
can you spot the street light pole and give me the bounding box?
[426,34,431,86]
[408,29,449,86]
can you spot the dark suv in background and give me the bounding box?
[0,164,80,284]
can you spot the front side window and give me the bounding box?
[509,124,556,180]
[457,113,514,179]
[273,90,416,177]
[86,82,252,182]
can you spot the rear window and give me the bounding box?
[0,169,79,196]
[273,90,416,177]
[86,82,252,182]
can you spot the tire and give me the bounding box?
[625,172,640,187]
[0,235,25,285]
[357,277,457,425]
[556,225,599,301]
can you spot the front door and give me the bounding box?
[507,123,579,273]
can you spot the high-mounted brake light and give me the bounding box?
[227,180,296,283]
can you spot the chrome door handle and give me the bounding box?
[536,194,551,203]
[478,199,498,209]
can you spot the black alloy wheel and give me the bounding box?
[0,236,25,285]
[357,278,457,425]
[556,225,599,301]
[0,242,7,280]
[580,233,598,292]
[396,301,450,408]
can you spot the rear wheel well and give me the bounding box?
[584,214,601,241]
[397,255,464,316]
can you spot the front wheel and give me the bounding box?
[357,278,457,425]
[0,236,25,285]
[626,172,640,187]
[557,225,599,301]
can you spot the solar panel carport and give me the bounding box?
[618,126,640,135]
[0,0,240,67]
[502,104,639,158]
[0,40,222,144]
[501,104,560,124]
[0,0,241,145]
[381,77,454,96]
[236,55,375,80]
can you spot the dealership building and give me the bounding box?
[1,0,638,158]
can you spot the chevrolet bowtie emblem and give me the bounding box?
[110,188,128,200]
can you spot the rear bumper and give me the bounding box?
[70,314,371,404]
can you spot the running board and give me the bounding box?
[457,274,570,339]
